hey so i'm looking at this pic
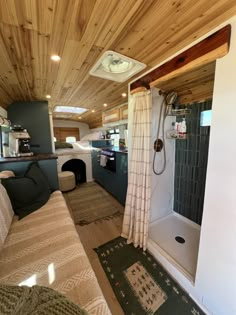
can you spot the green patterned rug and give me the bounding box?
[95,236,205,315]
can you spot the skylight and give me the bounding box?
[54,106,88,114]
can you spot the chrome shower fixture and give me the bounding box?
[165,91,178,106]
[153,91,178,175]
[159,90,178,106]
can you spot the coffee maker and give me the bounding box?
[8,125,33,157]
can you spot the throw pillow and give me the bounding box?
[2,162,51,219]
[0,184,14,249]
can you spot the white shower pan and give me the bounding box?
[148,212,200,282]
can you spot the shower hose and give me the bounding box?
[153,92,177,175]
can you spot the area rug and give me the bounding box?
[95,236,206,315]
[65,182,123,225]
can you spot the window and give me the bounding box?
[108,129,119,134]
[66,136,76,143]
[107,128,120,146]
[110,134,120,146]
[200,110,212,126]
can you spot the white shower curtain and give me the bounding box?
[121,91,152,250]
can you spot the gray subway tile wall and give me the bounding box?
[173,100,212,225]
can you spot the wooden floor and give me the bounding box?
[64,184,125,315]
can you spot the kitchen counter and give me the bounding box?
[0,153,58,164]
[110,146,128,154]
[93,146,128,154]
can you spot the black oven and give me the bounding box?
[100,149,116,172]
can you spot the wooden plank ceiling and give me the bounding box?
[0,1,235,128]
[157,61,216,105]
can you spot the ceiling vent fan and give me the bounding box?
[89,50,146,82]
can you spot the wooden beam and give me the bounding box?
[130,25,231,93]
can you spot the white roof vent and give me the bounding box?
[89,50,146,82]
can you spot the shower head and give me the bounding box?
[165,91,178,105]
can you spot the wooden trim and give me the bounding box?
[130,25,231,93]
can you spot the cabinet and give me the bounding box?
[115,153,128,205]
[119,104,128,120]
[8,101,52,154]
[102,108,120,125]
[102,103,128,126]
[92,150,128,205]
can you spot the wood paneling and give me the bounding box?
[53,127,80,142]
[157,62,216,104]
[0,1,235,128]
[131,25,230,92]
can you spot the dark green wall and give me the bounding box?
[174,100,212,225]
[8,101,52,154]
[0,159,59,191]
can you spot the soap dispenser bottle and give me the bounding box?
[179,118,187,138]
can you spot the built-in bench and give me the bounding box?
[0,184,111,314]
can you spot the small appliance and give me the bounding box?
[8,125,33,157]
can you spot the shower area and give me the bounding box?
[148,88,212,283]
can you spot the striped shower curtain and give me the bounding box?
[121,91,152,250]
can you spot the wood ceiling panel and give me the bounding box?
[115,0,236,66]
[157,62,216,104]
[0,0,235,127]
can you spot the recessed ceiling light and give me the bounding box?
[89,50,146,82]
[51,55,61,62]
[54,106,88,114]
[103,103,108,107]
[91,110,95,113]
[46,95,51,99]
[122,93,127,97]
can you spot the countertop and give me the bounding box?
[93,146,128,154]
[0,153,58,163]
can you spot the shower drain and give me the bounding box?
[175,236,185,244]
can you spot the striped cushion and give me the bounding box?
[0,191,111,315]
[0,184,14,249]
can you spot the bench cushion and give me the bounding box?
[0,191,111,315]
[0,184,14,250]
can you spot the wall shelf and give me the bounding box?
[166,130,188,139]
[167,107,191,116]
